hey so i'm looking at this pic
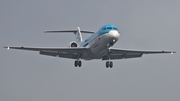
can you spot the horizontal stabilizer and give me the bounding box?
[44,30,94,34]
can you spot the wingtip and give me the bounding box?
[4,46,9,49]
[44,31,48,33]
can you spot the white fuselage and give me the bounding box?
[81,30,120,60]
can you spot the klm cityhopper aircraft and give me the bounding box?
[4,24,175,68]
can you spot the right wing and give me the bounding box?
[102,48,176,60]
[4,46,88,59]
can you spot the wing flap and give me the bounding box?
[102,53,143,60]
[40,50,58,57]
[40,50,78,59]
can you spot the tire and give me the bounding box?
[74,61,78,67]
[106,61,109,68]
[110,61,113,68]
[78,61,82,67]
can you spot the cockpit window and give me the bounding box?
[102,28,106,31]
[113,27,118,30]
[102,26,118,31]
[106,27,112,30]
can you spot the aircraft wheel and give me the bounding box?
[78,61,82,67]
[106,61,109,68]
[74,61,78,67]
[110,61,113,68]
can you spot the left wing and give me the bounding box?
[102,48,176,60]
[4,46,88,59]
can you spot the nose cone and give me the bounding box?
[109,30,120,41]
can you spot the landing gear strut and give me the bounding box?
[105,48,113,68]
[74,60,82,67]
[106,61,113,68]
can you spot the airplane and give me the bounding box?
[4,24,176,68]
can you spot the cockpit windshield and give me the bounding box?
[106,27,112,30]
[113,27,117,30]
[102,27,118,31]
[102,28,106,31]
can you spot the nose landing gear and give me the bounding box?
[107,39,116,47]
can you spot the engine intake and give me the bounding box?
[69,41,78,47]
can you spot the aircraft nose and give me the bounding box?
[109,30,120,41]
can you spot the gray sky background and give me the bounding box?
[1,0,180,101]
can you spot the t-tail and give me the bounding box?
[45,27,94,46]
[75,27,83,44]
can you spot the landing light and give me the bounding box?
[171,52,174,54]
[7,47,9,50]
[113,39,116,42]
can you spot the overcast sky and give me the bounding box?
[1,0,180,101]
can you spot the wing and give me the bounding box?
[102,48,176,60]
[4,46,88,59]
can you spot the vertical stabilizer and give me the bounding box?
[75,27,83,44]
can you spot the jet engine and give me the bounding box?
[69,41,78,47]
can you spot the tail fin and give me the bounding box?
[44,27,94,44]
[76,27,83,44]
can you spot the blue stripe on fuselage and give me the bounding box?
[80,24,120,47]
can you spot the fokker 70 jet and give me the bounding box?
[4,24,175,68]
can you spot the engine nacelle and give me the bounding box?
[69,41,78,47]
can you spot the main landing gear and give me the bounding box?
[106,61,113,68]
[74,60,82,67]
[105,48,113,68]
